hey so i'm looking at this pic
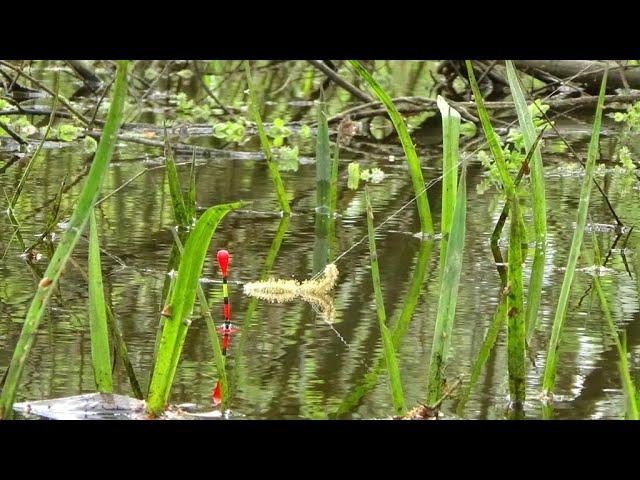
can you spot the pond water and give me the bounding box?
[1,60,640,419]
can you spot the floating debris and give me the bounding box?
[243,263,338,322]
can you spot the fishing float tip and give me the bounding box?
[217,249,229,277]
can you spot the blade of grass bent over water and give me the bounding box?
[349,60,434,237]
[365,186,406,415]
[426,166,467,406]
[541,68,608,398]
[0,60,129,419]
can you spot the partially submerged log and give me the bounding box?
[514,60,640,94]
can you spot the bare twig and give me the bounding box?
[309,60,373,103]
[0,60,91,126]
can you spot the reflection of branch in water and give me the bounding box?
[243,263,338,323]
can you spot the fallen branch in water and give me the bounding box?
[328,93,640,124]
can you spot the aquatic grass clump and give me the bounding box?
[0,60,129,419]
[505,61,548,243]
[426,166,467,405]
[541,68,608,398]
[348,60,434,237]
[146,200,243,416]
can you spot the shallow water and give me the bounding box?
[1,61,640,419]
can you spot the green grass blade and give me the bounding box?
[171,231,229,409]
[365,186,406,415]
[541,69,608,397]
[0,60,129,419]
[146,200,243,415]
[507,196,526,404]
[245,62,291,215]
[505,61,547,242]
[350,60,433,236]
[105,301,144,399]
[88,210,113,393]
[329,126,340,219]
[331,240,433,418]
[465,61,515,194]
[328,136,340,262]
[163,133,190,227]
[426,166,467,405]
[316,88,331,212]
[187,149,197,221]
[437,95,461,273]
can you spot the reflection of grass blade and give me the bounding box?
[365,187,406,415]
[426,166,467,405]
[505,61,547,243]
[507,197,526,404]
[0,60,129,419]
[147,201,243,415]
[437,96,460,273]
[525,245,546,340]
[231,216,290,402]
[542,69,608,397]
[456,293,507,415]
[591,230,639,419]
[331,241,433,419]
[88,211,113,393]
[349,60,433,236]
[245,62,291,215]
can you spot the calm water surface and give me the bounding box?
[1,61,639,419]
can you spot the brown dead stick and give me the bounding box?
[308,60,373,103]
